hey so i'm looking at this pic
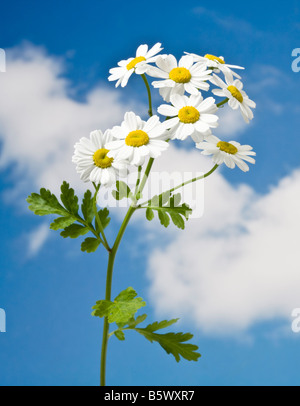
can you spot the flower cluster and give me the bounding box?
[72,43,256,187]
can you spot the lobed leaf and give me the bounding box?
[60,224,89,239]
[27,189,67,216]
[145,207,154,221]
[95,208,110,234]
[143,318,179,332]
[81,189,94,224]
[134,328,201,362]
[81,237,101,253]
[92,287,146,324]
[112,181,131,200]
[50,216,76,230]
[145,191,192,230]
[60,181,79,215]
[114,330,126,341]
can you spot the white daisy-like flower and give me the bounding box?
[147,54,212,102]
[72,129,128,187]
[108,43,163,88]
[185,52,244,82]
[157,93,219,142]
[196,135,256,172]
[106,112,169,166]
[211,74,256,123]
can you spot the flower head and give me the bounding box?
[158,93,219,142]
[108,43,163,88]
[106,112,169,166]
[185,52,244,82]
[147,54,212,102]
[72,130,127,187]
[211,74,256,123]
[196,135,256,172]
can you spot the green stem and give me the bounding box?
[100,206,136,386]
[136,158,155,198]
[139,164,219,207]
[93,184,111,252]
[100,72,155,386]
[217,98,229,108]
[141,74,153,117]
[99,158,155,386]
[134,166,142,196]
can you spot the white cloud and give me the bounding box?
[146,145,300,336]
[0,43,141,253]
[2,43,300,338]
[0,42,140,197]
[27,223,50,257]
[214,107,247,138]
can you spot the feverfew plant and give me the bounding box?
[27,43,256,386]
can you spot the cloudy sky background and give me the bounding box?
[0,0,300,385]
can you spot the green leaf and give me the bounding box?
[113,314,201,362]
[158,210,170,227]
[149,191,171,207]
[112,181,131,200]
[125,314,148,329]
[95,208,110,234]
[169,212,185,230]
[146,192,192,230]
[143,318,179,332]
[135,328,201,362]
[114,286,139,302]
[60,181,79,215]
[81,189,94,224]
[172,193,182,207]
[145,207,154,221]
[50,216,76,230]
[81,237,101,253]
[60,224,89,239]
[27,189,67,216]
[114,330,125,341]
[91,300,111,317]
[92,287,146,324]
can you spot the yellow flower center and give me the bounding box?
[227,85,243,103]
[93,148,114,168]
[178,106,200,123]
[204,54,225,64]
[125,130,149,147]
[217,141,238,155]
[126,56,146,70]
[169,67,192,83]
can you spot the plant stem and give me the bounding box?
[167,164,219,194]
[138,164,219,207]
[217,98,229,108]
[99,72,155,386]
[100,205,136,386]
[141,74,153,117]
[93,184,111,252]
[134,166,142,196]
[136,158,154,198]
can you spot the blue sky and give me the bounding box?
[0,0,300,386]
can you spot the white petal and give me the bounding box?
[136,44,148,57]
[161,116,179,129]
[179,55,194,69]
[157,104,178,117]
[184,82,199,95]
[152,79,175,88]
[145,42,163,58]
